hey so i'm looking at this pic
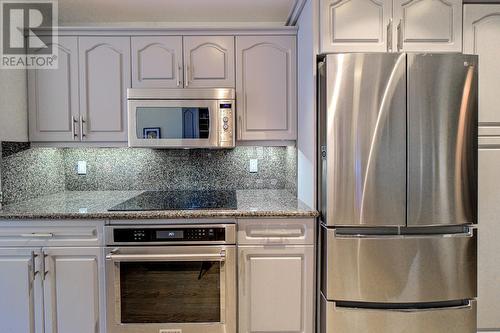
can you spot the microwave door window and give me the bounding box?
[136,107,210,139]
[119,261,221,323]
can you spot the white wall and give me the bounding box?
[296,0,318,208]
[0,69,28,142]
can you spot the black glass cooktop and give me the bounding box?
[108,190,237,211]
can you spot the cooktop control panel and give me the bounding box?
[113,227,226,243]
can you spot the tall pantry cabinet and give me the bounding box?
[464,5,500,331]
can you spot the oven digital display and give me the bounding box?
[156,230,184,239]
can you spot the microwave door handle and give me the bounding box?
[105,252,226,262]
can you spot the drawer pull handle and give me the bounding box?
[20,233,54,238]
[249,228,303,238]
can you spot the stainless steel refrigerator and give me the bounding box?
[318,53,478,333]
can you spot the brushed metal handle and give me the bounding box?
[397,19,403,51]
[387,19,393,52]
[238,115,242,140]
[248,228,304,238]
[239,250,246,295]
[20,233,54,238]
[71,116,78,140]
[42,251,48,281]
[106,252,226,262]
[185,64,190,87]
[31,252,39,279]
[177,64,182,87]
[80,115,86,140]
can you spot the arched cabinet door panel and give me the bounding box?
[78,37,131,142]
[464,5,500,138]
[131,36,183,88]
[320,0,393,52]
[393,0,462,52]
[183,36,235,88]
[28,37,79,142]
[236,36,297,141]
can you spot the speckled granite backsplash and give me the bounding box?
[0,145,297,205]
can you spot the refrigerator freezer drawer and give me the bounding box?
[322,227,477,303]
[320,296,477,333]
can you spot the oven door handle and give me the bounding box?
[105,251,226,262]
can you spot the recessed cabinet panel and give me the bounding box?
[236,36,297,141]
[43,247,102,333]
[477,149,500,330]
[464,5,500,137]
[28,37,79,142]
[184,36,235,88]
[320,0,392,52]
[0,248,43,333]
[238,246,314,333]
[79,37,131,142]
[393,0,462,52]
[132,36,183,88]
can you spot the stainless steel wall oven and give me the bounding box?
[105,223,236,333]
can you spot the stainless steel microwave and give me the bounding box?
[128,88,235,148]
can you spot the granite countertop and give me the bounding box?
[0,190,318,220]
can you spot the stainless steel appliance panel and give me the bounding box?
[320,295,477,333]
[319,53,407,227]
[321,226,477,303]
[106,245,236,333]
[407,54,478,227]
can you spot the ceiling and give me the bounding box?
[56,0,305,26]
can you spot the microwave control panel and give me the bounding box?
[113,227,226,243]
[219,101,235,147]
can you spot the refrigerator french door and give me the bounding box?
[318,53,478,333]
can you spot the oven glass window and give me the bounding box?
[120,261,221,323]
[136,107,210,139]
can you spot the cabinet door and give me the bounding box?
[320,0,393,52]
[464,5,500,138]
[238,246,314,333]
[43,247,103,333]
[131,36,183,88]
[393,0,462,52]
[478,149,500,330]
[79,37,131,142]
[0,248,43,333]
[236,36,297,141]
[183,36,235,88]
[28,37,79,142]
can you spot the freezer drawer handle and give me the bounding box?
[20,233,55,238]
[334,300,472,312]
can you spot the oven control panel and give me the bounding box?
[113,227,226,243]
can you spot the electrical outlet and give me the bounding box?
[77,161,87,175]
[249,159,258,173]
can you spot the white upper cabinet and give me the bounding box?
[131,36,183,88]
[393,0,462,52]
[464,5,500,137]
[236,36,297,141]
[320,0,393,52]
[320,0,462,53]
[79,37,131,142]
[183,36,235,88]
[28,37,79,142]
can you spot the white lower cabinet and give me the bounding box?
[237,218,315,333]
[0,247,104,333]
[43,247,104,333]
[0,248,44,333]
[238,245,314,333]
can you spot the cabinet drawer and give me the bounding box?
[237,218,315,245]
[0,220,104,247]
[320,296,477,333]
[322,227,477,303]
